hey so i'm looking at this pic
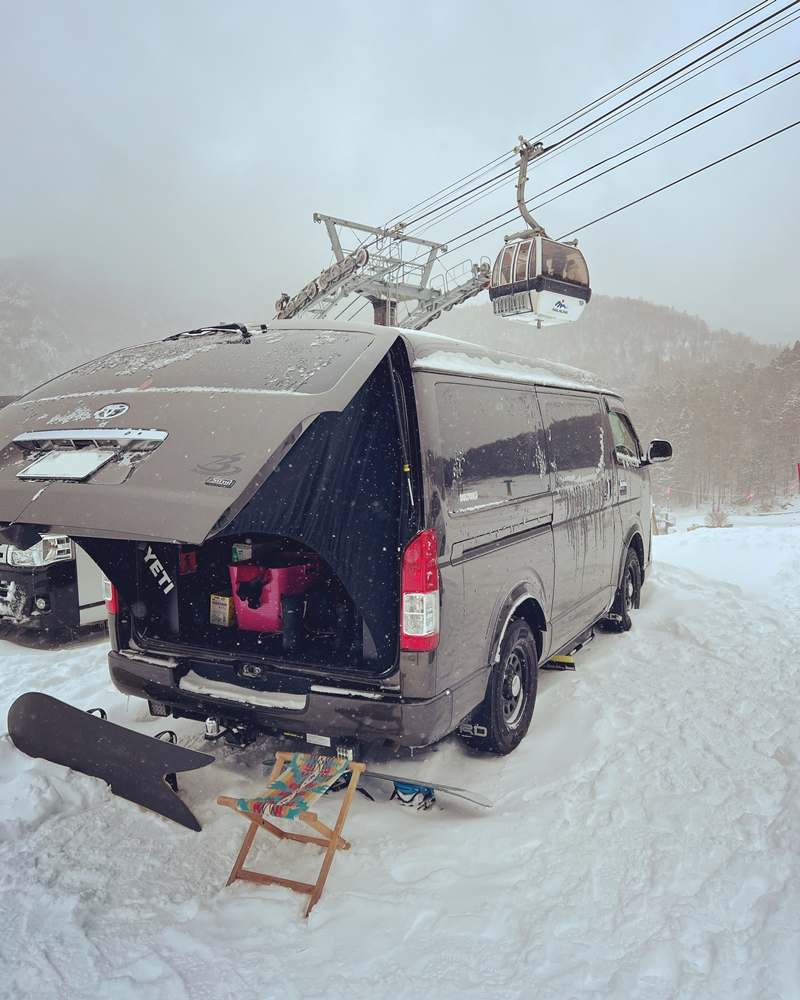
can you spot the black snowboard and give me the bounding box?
[7,692,214,831]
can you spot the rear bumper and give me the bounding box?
[108,649,454,748]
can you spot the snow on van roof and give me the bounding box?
[262,320,619,395]
[402,328,618,395]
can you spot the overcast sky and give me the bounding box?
[1,0,798,343]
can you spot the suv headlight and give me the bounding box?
[6,535,75,567]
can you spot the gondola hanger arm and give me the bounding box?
[507,136,549,242]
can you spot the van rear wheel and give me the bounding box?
[461,619,538,755]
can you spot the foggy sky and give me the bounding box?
[1,0,798,343]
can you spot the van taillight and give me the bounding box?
[102,577,119,615]
[401,529,439,651]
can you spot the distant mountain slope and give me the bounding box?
[4,263,781,398]
[0,258,221,394]
[429,297,782,394]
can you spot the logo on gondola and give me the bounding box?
[93,403,129,420]
[553,299,568,313]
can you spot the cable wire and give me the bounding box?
[398,2,800,240]
[557,118,800,237]
[438,57,800,252]
[441,117,798,256]
[532,65,800,217]
[533,7,800,168]
[386,0,782,230]
[302,3,800,316]
[528,0,780,144]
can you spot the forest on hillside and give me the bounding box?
[635,342,800,510]
[431,296,779,392]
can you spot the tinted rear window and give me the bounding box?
[436,382,548,512]
[539,394,604,482]
[60,330,374,395]
[260,331,373,393]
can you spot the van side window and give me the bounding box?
[540,394,604,483]
[435,383,548,512]
[607,409,641,465]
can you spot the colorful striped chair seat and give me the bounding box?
[235,753,349,820]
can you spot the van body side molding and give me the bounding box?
[450,519,552,566]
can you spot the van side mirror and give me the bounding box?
[646,439,672,464]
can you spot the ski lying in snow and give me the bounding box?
[7,692,214,831]
[364,769,493,809]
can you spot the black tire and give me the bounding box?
[608,548,641,631]
[461,619,538,755]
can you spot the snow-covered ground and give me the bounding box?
[1,517,799,1000]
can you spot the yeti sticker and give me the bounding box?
[143,546,175,595]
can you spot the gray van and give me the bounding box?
[0,322,671,753]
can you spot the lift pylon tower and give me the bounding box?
[275,213,490,329]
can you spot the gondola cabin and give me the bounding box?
[489,236,591,326]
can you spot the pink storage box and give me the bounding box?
[229,555,324,633]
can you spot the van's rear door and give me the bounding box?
[0,323,395,544]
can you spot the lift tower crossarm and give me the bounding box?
[315,214,345,263]
[278,213,452,324]
[313,213,446,250]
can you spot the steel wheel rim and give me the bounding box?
[501,647,526,728]
[624,566,637,611]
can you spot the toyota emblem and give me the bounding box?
[94,403,130,420]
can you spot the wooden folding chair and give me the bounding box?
[217,751,365,916]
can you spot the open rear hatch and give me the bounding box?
[120,347,413,678]
[0,322,396,544]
